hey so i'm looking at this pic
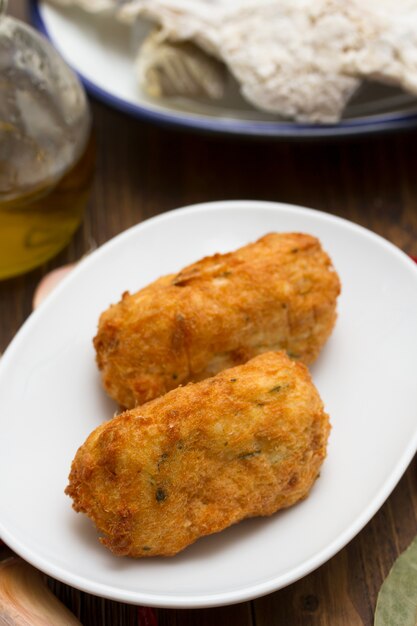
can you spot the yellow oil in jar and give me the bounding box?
[0,134,95,280]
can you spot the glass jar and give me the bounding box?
[0,0,94,280]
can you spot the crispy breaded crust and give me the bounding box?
[66,351,330,557]
[94,233,340,409]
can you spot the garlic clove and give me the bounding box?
[0,557,81,625]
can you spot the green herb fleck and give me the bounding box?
[230,378,237,382]
[270,385,282,393]
[172,373,178,380]
[157,453,168,470]
[238,450,261,460]
[287,351,300,359]
[142,546,152,551]
[145,472,156,486]
[156,488,167,502]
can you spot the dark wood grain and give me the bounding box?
[2,1,417,624]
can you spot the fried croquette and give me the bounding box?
[66,351,330,557]
[94,232,340,409]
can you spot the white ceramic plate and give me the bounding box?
[31,1,417,138]
[1,200,417,608]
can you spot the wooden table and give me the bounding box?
[2,2,417,624]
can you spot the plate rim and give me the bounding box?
[1,199,417,608]
[31,0,417,139]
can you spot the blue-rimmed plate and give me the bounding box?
[31,1,417,138]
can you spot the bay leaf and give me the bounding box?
[375,535,417,626]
